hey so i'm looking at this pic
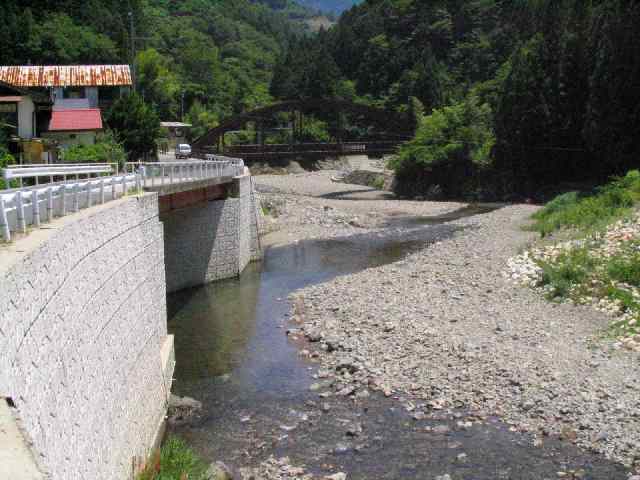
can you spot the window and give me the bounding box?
[0,103,18,135]
[63,87,86,99]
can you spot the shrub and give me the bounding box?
[389,95,495,198]
[60,131,126,169]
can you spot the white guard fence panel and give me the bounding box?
[0,173,140,242]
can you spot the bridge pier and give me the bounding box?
[160,173,262,293]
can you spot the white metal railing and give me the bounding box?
[0,173,140,242]
[125,157,245,189]
[3,163,119,187]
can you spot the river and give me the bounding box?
[167,209,627,479]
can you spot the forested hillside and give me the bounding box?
[273,0,640,199]
[0,0,310,140]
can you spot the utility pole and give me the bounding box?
[129,11,136,91]
[181,92,185,122]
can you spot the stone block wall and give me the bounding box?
[163,172,263,293]
[0,194,174,480]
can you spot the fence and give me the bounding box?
[3,163,119,187]
[125,157,245,188]
[0,173,140,242]
[1,158,246,242]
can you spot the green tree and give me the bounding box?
[105,94,161,161]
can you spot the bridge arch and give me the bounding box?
[192,98,416,161]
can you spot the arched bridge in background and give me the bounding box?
[192,98,416,162]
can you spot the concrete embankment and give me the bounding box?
[0,171,263,479]
[0,194,174,479]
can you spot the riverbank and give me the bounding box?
[254,171,640,472]
[276,189,640,466]
[163,170,637,479]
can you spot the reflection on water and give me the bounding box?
[168,234,425,394]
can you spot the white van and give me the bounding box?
[175,144,192,159]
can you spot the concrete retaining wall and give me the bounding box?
[163,173,263,293]
[0,194,174,480]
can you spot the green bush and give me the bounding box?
[137,437,208,480]
[60,131,126,169]
[532,170,640,236]
[390,96,495,172]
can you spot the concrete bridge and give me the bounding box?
[0,159,263,479]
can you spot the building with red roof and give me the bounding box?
[0,65,131,161]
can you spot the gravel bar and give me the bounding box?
[292,209,639,471]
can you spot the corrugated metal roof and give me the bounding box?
[49,109,103,131]
[0,65,132,87]
[0,96,23,102]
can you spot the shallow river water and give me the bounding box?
[167,210,628,479]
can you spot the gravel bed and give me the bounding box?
[255,172,464,244]
[290,205,640,471]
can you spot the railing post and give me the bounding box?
[121,175,127,198]
[47,187,53,222]
[151,165,155,188]
[0,196,10,242]
[140,166,147,189]
[16,191,26,233]
[86,181,92,208]
[170,165,175,185]
[135,173,141,193]
[32,190,41,227]
[61,185,67,215]
[73,183,80,212]
[161,165,165,185]
[100,179,105,204]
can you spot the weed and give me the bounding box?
[538,248,595,299]
[137,436,208,480]
[372,176,385,190]
[531,170,640,236]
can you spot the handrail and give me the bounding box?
[125,158,245,188]
[3,163,119,187]
[0,173,140,242]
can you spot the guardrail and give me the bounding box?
[0,174,140,242]
[125,157,245,188]
[3,163,119,187]
[0,158,246,242]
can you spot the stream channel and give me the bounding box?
[167,207,628,480]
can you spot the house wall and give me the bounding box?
[17,97,35,139]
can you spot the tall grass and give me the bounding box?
[137,437,208,480]
[531,170,640,236]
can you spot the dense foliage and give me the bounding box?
[0,0,317,157]
[273,0,640,199]
[60,131,127,168]
[105,93,160,161]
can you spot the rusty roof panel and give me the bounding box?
[0,65,132,87]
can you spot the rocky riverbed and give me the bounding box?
[169,170,638,479]
[269,174,639,472]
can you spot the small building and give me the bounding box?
[0,65,132,162]
[160,121,192,150]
